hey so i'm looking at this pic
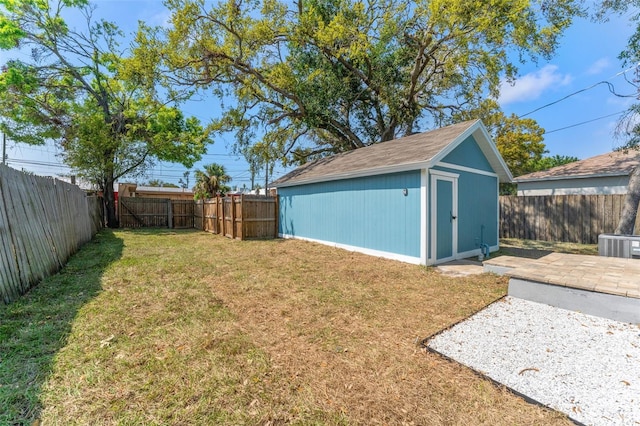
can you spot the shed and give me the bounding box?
[514,150,640,196]
[273,120,512,265]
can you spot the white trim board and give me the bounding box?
[278,233,423,265]
[420,168,428,265]
[429,172,458,265]
[429,169,459,179]
[435,162,498,178]
[277,236,498,267]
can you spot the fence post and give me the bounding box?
[231,195,236,239]
[201,200,205,230]
[274,195,279,238]
[167,199,173,229]
[240,193,245,240]
[220,196,225,236]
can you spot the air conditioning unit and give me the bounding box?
[598,234,640,259]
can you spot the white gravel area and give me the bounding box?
[427,296,640,426]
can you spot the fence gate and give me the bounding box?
[171,200,195,228]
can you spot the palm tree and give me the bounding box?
[193,163,231,199]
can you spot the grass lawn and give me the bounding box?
[498,238,598,258]
[1,230,572,425]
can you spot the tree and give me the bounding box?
[141,0,583,167]
[454,100,581,194]
[193,163,231,199]
[241,140,278,191]
[454,100,547,178]
[527,154,579,172]
[146,179,179,188]
[0,0,211,227]
[614,107,640,234]
[179,171,191,189]
[595,1,640,234]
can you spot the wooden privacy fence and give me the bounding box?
[119,197,195,228]
[194,195,278,240]
[500,194,640,244]
[0,164,102,304]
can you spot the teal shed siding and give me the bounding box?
[278,171,421,258]
[434,135,499,254]
[276,123,508,265]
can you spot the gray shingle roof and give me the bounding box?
[273,120,509,187]
[514,150,640,183]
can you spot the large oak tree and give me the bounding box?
[140,0,582,166]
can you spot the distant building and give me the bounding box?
[514,150,640,196]
[118,183,194,200]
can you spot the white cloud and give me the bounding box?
[586,58,611,75]
[147,9,172,28]
[498,65,572,105]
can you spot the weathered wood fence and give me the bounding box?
[500,194,640,244]
[0,165,102,303]
[118,197,195,228]
[194,195,278,240]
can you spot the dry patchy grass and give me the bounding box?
[19,230,571,425]
[498,238,598,259]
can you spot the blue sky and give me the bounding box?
[2,0,639,188]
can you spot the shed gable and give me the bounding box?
[440,136,494,173]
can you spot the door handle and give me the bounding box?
[451,212,457,221]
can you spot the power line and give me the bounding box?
[545,110,627,134]
[7,158,70,169]
[522,82,635,118]
[521,64,640,118]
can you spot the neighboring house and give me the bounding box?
[118,183,194,200]
[273,120,512,266]
[514,150,640,196]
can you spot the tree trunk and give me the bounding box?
[615,166,640,235]
[103,179,119,228]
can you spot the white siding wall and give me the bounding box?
[517,176,630,196]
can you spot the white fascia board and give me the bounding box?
[473,124,513,182]
[274,161,430,188]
